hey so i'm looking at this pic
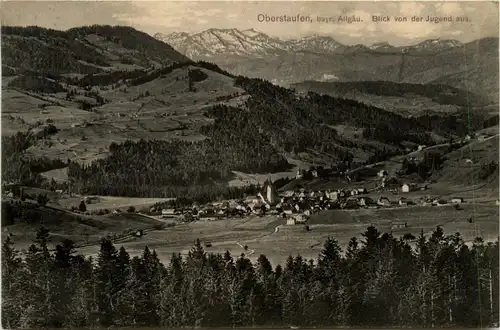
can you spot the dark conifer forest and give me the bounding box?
[2,226,498,328]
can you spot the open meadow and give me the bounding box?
[71,201,498,267]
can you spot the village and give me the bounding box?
[151,169,474,229]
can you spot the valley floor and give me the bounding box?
[72,200,498,267]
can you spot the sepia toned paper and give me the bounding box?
[1,1,499,329]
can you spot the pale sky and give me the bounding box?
[1,1,499,46]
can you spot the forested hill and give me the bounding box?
[63,74,482,198]
[1,25,190,75]
[233,76,477,140]
[291,80,492,108]
[2,226,499,328]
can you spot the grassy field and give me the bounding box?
[56,195,174,212]
[70,201,498,268]
[3,202,167,250]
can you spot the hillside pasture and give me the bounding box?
[57,196,174,212]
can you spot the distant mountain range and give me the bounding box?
[155,28,465,57]
[155,29,499,101]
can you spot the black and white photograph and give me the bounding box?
[1,1,499,328]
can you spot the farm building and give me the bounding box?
[162,208,175,215]
[357,188,368,194]
[496,199,500,206]
[432,199,448,206]
[84,196,100,204]
[377,197,391,206]
[282,205,293,215]
[451,197,464,204]
[286,218,296,226]
[293,214,307,223]
[392,221,408,229]
[199,215,218,221]
[399,197,409,206]
[401,184,410,193]
[327,191,338,201]
[378,170,388,177]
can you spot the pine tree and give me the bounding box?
[95,238,118,326]
[1,236,24,328]
[21,227,56,327]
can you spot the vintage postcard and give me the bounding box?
[1,1,499,329]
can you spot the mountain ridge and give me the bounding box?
[155,29,498,99]
[155,28,473,57]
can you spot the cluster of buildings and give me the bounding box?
[158,177,470,227]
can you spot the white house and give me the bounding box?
[296,170,303,179]
[286,218,296,226]
[161,209,176,216]
[451,197,464,204]
[401,184,410,193]
[328,191,338,201]
[377,197,391,206]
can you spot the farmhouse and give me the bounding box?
[84,196,100,204]
[432,199,448,206]
[401,184,410,193]
[391,221,408,229]
[399,197,409,206]
[286,218,296,226]
[293,214,307,223]
[377,197,391,206]
[327,191,338,201]
[451,197,464,204]
[161,208,175,215]
[378,170,388,177]
[357,188,367,194]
